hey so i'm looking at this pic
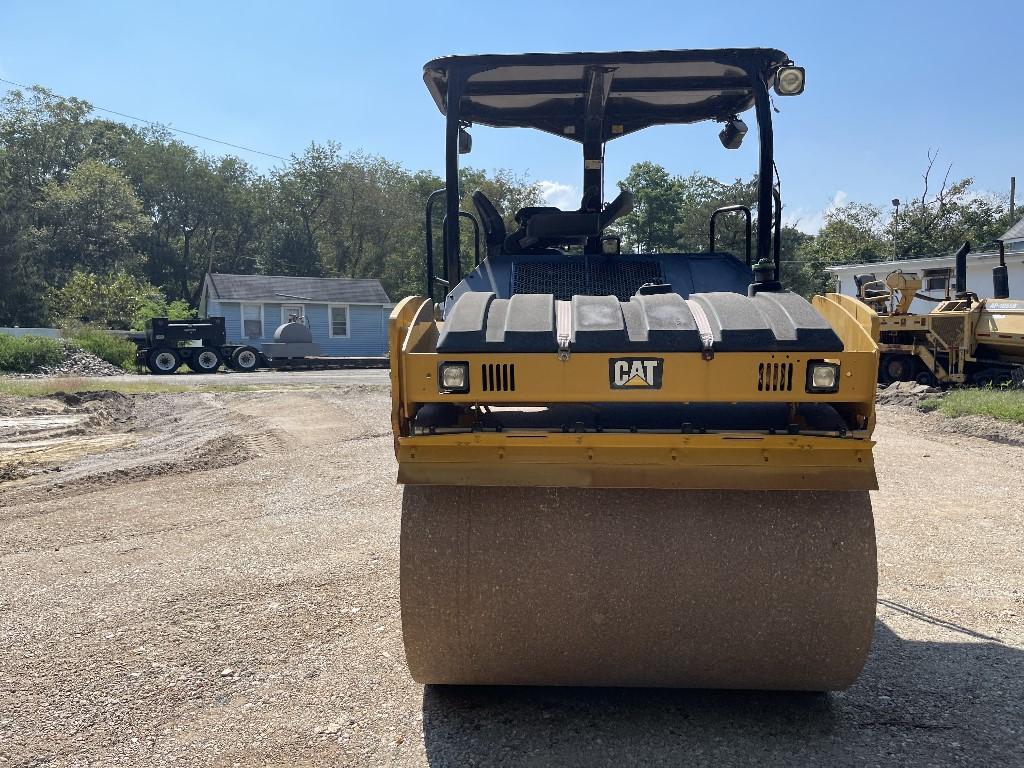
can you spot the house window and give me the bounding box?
[922,269,951,292]
[330,305,349,337]
[281,304,305,325]
[241,303,263,339]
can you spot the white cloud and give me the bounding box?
[537,180,579,210]
[784,190,847,235]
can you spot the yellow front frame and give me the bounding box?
[389,292,880,491]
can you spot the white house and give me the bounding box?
[826,217,1024,314]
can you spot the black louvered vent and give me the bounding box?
[757,362,794,392]
[512,260,664,301]
[482,363,516,392]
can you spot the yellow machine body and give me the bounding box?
[875,295,1024,385]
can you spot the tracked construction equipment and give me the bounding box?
[857,242,1024,386]
[391,49,880,690]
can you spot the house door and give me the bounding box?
[281,304,305,325]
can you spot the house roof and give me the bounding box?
[1001,216,1024,242]
[205,273,390,304]
[825,248,1010,275]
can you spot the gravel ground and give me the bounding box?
[0,387,1021,767]
[23,369,393,388]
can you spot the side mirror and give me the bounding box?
[458,127,472,154]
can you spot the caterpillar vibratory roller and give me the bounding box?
[390,48,880,690]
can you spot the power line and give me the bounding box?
[0,77,287,161]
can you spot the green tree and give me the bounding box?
[34,159,148,276]
[616,162,686,253]
[889,153,1016,258]
[47,270,171,330]
[792,203,888,295]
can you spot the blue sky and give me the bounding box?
[2,0,1020,232]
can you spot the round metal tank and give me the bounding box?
[273,321,314,344]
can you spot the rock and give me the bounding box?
[877,379,946,408]
[220,668,234,677]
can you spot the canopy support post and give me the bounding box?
[582,67,612,254]
[444,70,465,294]
[753,77,775,276]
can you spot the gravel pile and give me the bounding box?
[19,340,127,378]
[875,380,945,407]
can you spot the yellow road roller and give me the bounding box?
[390,49,880,690]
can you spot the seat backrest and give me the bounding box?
[472,191,506,255]
[853,273,877,290]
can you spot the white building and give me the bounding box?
[826,217,1024,314]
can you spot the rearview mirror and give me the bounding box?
[458,127,472,154]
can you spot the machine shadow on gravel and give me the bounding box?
[420,621,1023,767]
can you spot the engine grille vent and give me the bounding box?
[930,316,965,349]
[482,363,516,392]
[758,362,794,392]
[512,259,664,301]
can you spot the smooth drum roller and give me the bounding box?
[392,47,884,692]
[401,486,877,690]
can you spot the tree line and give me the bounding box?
[615,158,1017,297]
[0,85,1017,328]
[0,86,542,327]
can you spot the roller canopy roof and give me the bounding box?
[423,48,790,141]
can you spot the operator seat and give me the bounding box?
[854,273,889,300]
[471,191,506,257]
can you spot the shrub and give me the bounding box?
[131,296,196,330]
[0,334,66,373]
[48,270,195,331]
[68,328,138,370]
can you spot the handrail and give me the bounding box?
[424,188,446,298]
[446,211,481,267]
[709,205,752,264]
[425,189,481,301]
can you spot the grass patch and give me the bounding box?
[924,388,1024,424]
[67,328,138,370]
[0,378,193,397]
[0,334,65,373]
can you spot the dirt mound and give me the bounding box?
[0,391,276,507]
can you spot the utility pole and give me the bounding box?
[891,198,901,258]
[1011,177,1016,224]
